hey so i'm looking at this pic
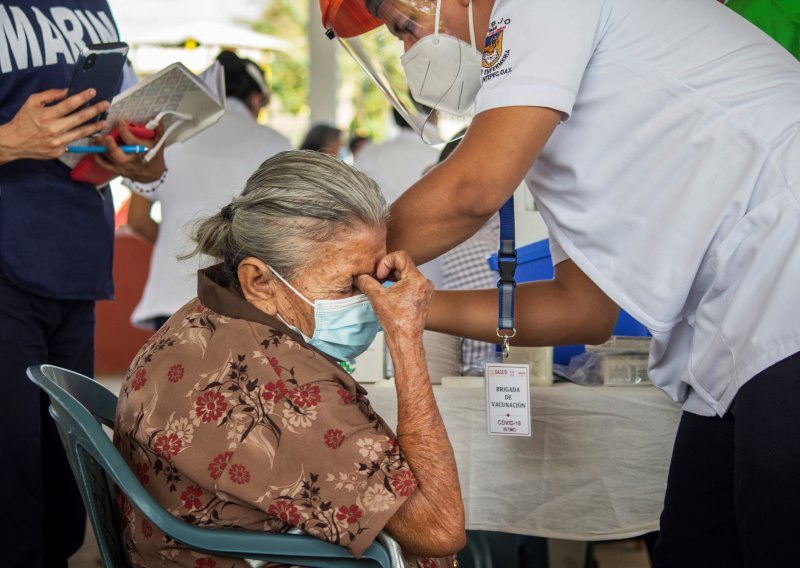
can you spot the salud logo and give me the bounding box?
[482,27,505,69]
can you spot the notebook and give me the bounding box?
[61,61,226,169]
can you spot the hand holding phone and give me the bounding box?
[0,88,109,163]
[66,42,129,125]
[0,42,128,164]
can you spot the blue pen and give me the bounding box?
[65,145,149,154]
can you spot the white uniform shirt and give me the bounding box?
[476,0,800,416]
[130,97,292,327]
[354,128,443,287]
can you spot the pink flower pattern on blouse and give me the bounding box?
[180,485,203,510]
[288,384,321,408]
[167,364,184,383]
[336,504,363,525]
[131,368,147,391]
[262,380,288,402]
[227,463,251,485]
[324,428,345,449]
[195,391,228,423]
[268,500,301,526]
[391,469,418,497]
[207,451,233,480]
[153,433,182,460]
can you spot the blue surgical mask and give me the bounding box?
[269,267,381,365]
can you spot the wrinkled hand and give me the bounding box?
[356,251,433,342]
[93,121,166,183]
[0,88,108,161]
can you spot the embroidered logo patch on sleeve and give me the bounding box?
[482,18,512,81]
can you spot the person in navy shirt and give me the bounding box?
[0,2,166,565]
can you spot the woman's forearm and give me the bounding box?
[0,123,21,165]
[126,192,159,244]
[427,262,620,347]
[383,335,466,557]
[387,106,562,265]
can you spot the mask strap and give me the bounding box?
[275,313,312,342]
[468,0,476,49]
[434,0,442,40]
[268,266,314,307]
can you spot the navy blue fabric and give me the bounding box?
[498,196,515,246]
[0,268,94,567]
[653,351,800,568]
[0,3,120,565]
[0,0,120,300]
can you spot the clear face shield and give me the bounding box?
[322,0,482,144]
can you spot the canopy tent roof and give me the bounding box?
[124,20,289,51]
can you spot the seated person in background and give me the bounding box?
[126,50,292,331]
[114,150,465,567]
[349,133,372,159]
[300,123,344,156]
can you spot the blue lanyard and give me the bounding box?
[496,196,517,358]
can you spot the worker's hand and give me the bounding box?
[356,251,433,342]
[0,88,109,162]
[93,121,167,183]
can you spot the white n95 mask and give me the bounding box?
[268,266,381,365]
[400,0,482,117]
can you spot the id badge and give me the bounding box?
[485,356,531,437]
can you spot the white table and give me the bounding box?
[363,380,682,541]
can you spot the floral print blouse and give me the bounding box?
[114,266,451,568]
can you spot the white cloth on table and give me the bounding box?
[128,97,292,328]
[364,382,681,540]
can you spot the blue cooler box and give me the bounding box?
[488,239,650,364]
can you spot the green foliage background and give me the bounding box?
[251,0,310,117]
[250,0,406,141]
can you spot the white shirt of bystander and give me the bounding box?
[129,97,292,328]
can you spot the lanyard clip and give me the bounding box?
[496,328,517,359]
[497,252,518,286]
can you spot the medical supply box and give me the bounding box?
[488,239,650,364]
[585,336,651,386]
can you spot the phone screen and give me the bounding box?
[67,42,129,124]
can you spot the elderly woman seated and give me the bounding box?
[114,150,466,567]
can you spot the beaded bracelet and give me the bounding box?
[128,167,169,194]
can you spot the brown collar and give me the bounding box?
[197,264,299,337]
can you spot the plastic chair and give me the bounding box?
[27,364,400,568]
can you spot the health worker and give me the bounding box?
[319,0,800,566]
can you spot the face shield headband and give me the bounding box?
[322,0,482,145]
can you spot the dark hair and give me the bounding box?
[393,104,435,129]
[300,123,342,153]
[349,135,370,154]
[392,108,410,129]
[216,50,269,104]
[438,128,468,163]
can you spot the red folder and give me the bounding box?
[70,123,156,185]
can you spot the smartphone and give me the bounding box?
[66,42,129,124]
